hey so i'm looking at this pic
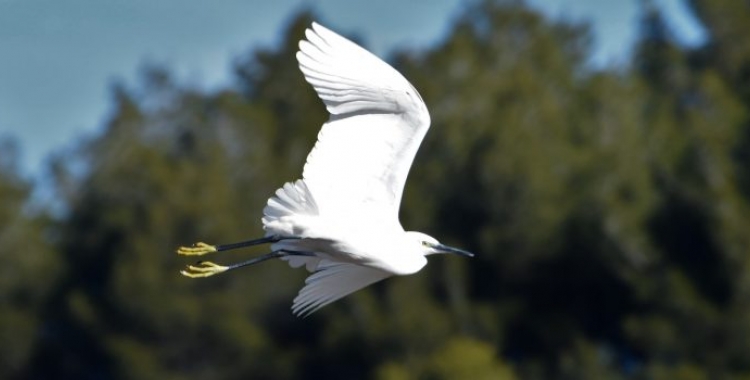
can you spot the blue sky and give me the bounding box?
[0,0,705,175]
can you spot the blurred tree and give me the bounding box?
[689,0,750,104]
[623,2,750,379]
[24,68,296,378]
[0,137,58,379]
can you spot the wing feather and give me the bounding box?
[296,22,431,222]
[292,262,391,317]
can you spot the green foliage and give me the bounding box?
[3,0,750,379]
[427,337,516,380]
[0,137,58,378]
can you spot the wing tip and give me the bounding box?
[310,21,325,33]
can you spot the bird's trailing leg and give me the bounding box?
[181,250,314,278]
[176,235,291,256]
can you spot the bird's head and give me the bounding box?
[406,231,474,258]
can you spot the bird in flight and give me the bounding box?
[178,22,473,317]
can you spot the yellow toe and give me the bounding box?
[180,261,228,278]
[177,242,218,256]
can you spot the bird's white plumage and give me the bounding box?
[261,22,434,316]
[179,22,472,316]
[296,22,431,222]
[292,261,391,316]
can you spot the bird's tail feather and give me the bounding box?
[262,179,319,237]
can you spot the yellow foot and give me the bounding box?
[180,261,229,278]
[177,242,218,256]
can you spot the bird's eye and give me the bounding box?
[421,241,429,247]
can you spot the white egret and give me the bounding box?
[178,22,473,317]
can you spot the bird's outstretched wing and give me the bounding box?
[291,261,391,317]
[296,22,431,223]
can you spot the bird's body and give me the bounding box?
[178,22,472,316]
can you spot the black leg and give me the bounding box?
[225,250,314,270]
[216,235,284,252]
[177,235,300,256]
[181,250,315,278]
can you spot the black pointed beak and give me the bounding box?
[435,244,474,258]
